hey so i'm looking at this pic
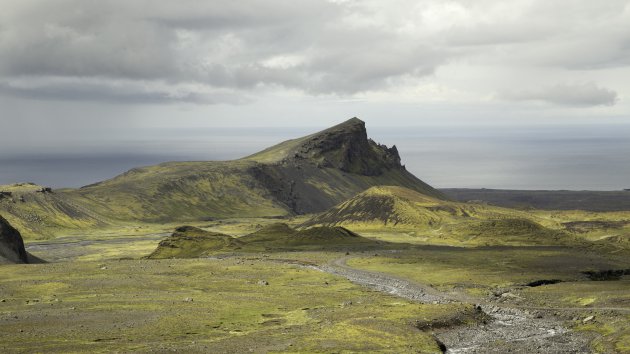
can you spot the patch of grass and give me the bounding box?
[617,330,630,352]
[304,186,582,247]
[149,224,384,258]
[572,315,630,353]
[0,257,459,353]
[346,246,630,352]
[0,183,50,193]
[347,246,629,293]
[523,280,630,309]
[147,226,241,259]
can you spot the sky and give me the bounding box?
[1,0,629,189]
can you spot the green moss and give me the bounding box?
[149,225,383,258]
[616,332,630,352]
[347,247,630,293]
[147,226,241,259]
[573,315,630,353]
[303,186,580,247]
[0,257,457,352]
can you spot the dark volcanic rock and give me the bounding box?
[0,215,28,264]
[526,279,562,287]
[247,118,443,215]
[287,117,403,176]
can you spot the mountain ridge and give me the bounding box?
[0,118,444,238]
[245,118,403,176]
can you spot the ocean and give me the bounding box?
[1,124,629,190]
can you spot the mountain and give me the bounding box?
[0,215,29,264]
[0,118,444,238]
[302,186,572,246]
[244,117,404,176]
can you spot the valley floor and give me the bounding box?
[0,226,628,353]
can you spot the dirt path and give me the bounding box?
[316,255,593,354]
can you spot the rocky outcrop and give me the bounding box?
[246,118,444,215]
[286,117,403,176]
[0,215,28,264]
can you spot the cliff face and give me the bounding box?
[0,215,28,263]
[287,117,403,176]
[246,118,444,214]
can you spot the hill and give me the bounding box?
[303,186,572,246]
[441,188,630,211]
[303,186,527,229]
[241,223,378,249]
[147,226,242,259]
[0,215,28,264]
[0,183,108,239]
[0,118,444,239]
[148,223,380,258]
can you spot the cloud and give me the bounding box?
[500,82,619,107]
[0,76,251,105]
[0,1,629,104]
[0,0,453,102]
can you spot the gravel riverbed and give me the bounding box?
[315,256,592,354]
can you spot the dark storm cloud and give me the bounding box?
[151,1,338,30]
[0,3,176,80]
[0,0,459,102]
[501,82,619,107]
[0,0,629,104]
[0,78,249,105]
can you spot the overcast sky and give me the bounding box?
[1,1,629,189]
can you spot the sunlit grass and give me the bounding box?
[0,257,461,353]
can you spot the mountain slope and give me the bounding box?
[244,117,405,176]
[303,186,502,228]
[303,186,573,246]
[1,118,444,238]
[239,117,444,213]
[0,183,108,240]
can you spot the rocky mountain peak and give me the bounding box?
[289,117,403,176]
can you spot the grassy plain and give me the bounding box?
[347,245,630,353]
[4,189,630,353]
[3,119,629,352]
[0,255,470,353]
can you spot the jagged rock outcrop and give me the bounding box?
[285,117,403,176]
[0,215,28,264]
[245,118,445,214]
